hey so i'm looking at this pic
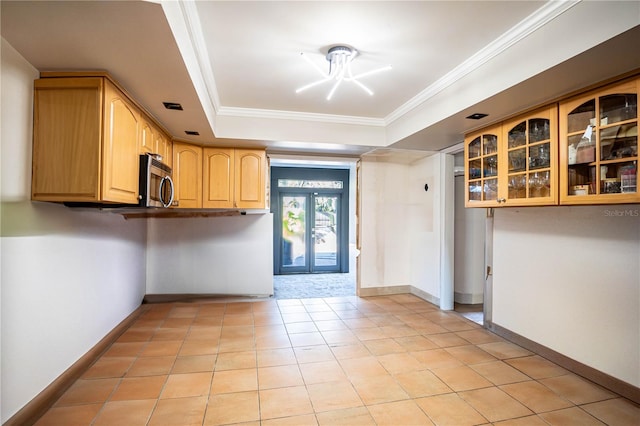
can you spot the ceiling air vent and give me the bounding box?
[466,113,488,120]
[184,130,200,136]
[163,102,183,111]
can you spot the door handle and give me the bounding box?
[486,266,492,279]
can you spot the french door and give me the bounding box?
[271,167,349,275]
[279,192,342,273]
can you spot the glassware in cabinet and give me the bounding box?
[501,104,558,206]
[560,76,639,204]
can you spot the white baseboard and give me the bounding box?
[454,291,484,304]
[358,285,441,308]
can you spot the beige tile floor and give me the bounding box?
[35,294,639,425]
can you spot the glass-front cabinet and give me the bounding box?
[465,105,558,207]
[502,104,558,206]
[465,124,501,207]
[559,77,639,204]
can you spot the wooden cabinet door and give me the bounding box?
[203,148,234,208]
[32,77,102,201]
[559,77,639,204]
[234,149,266,209]
[140,118,155,155]
[501,104,558,206]
[156,131,172,168]
[173,142,202,208]
[102,81,140,204]
[465,124,503,207]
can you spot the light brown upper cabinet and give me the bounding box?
[156,130,173,169]
[203,147,268,209]
[175,144,267,210]
[203,148,234,208]
[465,105,559,208]
[172,142,203,208]
[560,76,638,204]
[32,76,140,204]
[501,104,558,206]
[140,118,155,156]
[234,149,268,209]
[141,117,173,168]
[465,123,502,207]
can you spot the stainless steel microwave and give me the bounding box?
[139,154,174,208]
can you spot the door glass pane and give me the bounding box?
[314,196,338,267]
[278,179,343,189]
[281,196,306,267]
[483,135,498,155]
[600,94,637,124]
[483,179,498,201]
[468,137,481,158]
[529,118,550,143]
[568,99,595,133]
[508,174,526,199]
[469,181,482,201]
[600,124,638,160]
[468,159,481,179]
[529,171,551,198]
[601,161,637,194]
[529,142,551,170]
[483,155,498,177]
[508,148,526,172]
[508,121,526,148]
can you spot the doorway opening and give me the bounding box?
[453,154,486,325]
[271,164,356,299]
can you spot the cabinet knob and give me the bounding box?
[497,198,506,203]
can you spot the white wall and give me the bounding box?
[0,38,147,421]
[146,214,273,296]
[453,175,485,304]
[359,153,449,304]
[493,206,640,387]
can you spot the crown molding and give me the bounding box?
[218,106,386,127]
[385,0,580,125]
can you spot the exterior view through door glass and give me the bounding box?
[272,167,349,275]
[281,195,307,268]
[279,193,341,273]
[314,195,339,268]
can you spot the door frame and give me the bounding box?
[271,167,350,275]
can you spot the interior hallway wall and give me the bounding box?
[493,205,640,387]
[0,38,147,422]
[359,153,447,303]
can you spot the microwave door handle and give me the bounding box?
[160,175,174,208]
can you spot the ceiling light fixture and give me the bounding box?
[296,45,392,101]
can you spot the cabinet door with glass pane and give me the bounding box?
[465,124,502,207]
[560,77,639,204]
[501,104,558,206]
